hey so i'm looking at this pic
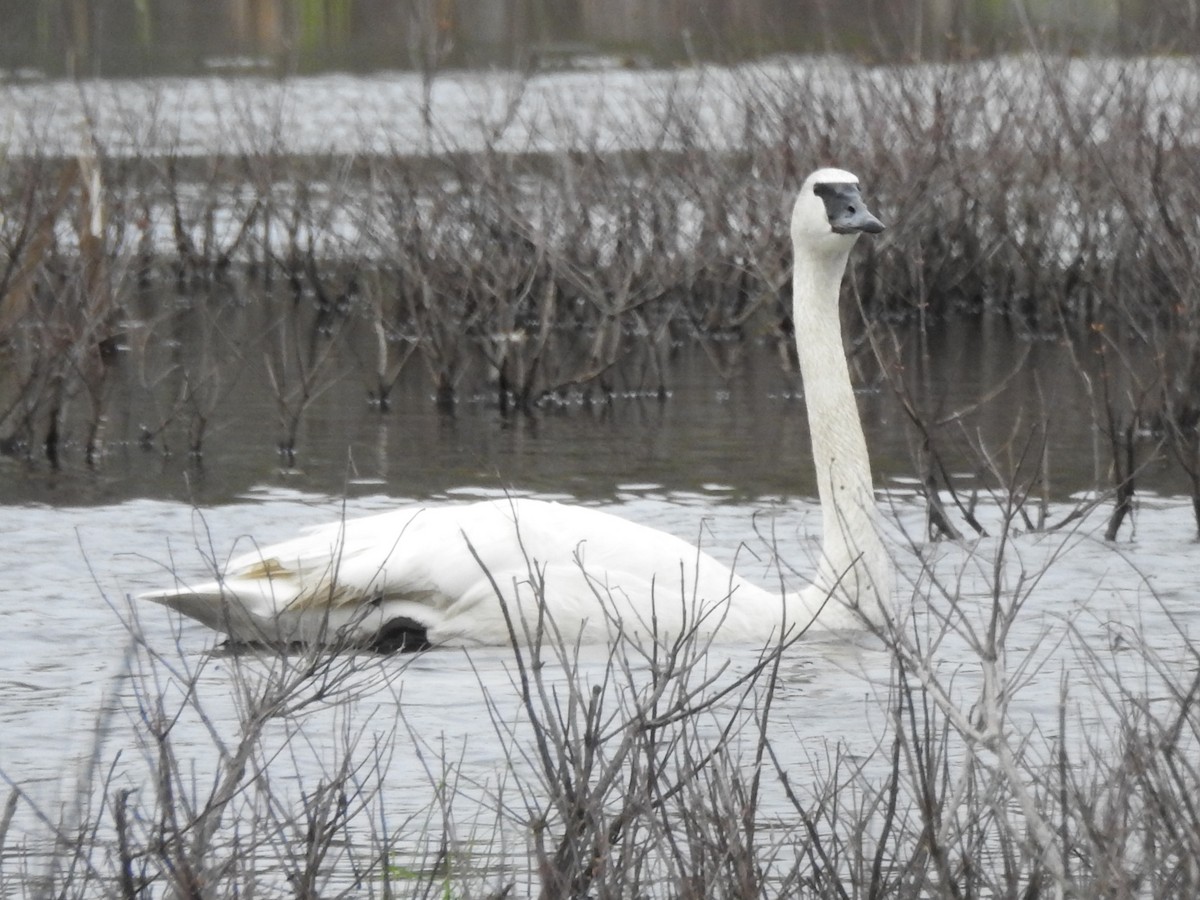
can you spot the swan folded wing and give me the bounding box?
[139,498,782,647]
[425,561,757,647]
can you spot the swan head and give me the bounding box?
[791,168,885,253]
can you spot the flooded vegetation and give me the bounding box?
[2,22,1200,899]
[5,54,1200,527]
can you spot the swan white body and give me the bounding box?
[142,168,891,649]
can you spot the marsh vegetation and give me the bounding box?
[4,53,1200,529]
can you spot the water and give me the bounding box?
[6,57,1200,161]
[0,481,1195,892]
[0,273,1173,507]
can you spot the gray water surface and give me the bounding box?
[0,484,1194,892]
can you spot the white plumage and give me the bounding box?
[142,168,891,650]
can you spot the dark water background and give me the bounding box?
[0,0,1178,79]
[0,310,1138,510]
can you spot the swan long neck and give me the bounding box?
[791,241,890,626]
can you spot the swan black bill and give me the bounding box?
[814,182,886,235]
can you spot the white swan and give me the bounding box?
[141,168,890,650]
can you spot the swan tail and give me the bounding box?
[139,580,437,650]
[139,582,255,635]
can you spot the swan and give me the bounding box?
[141,168,890,650]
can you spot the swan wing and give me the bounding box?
[141,498,774,647]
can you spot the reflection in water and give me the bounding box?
[0,306,1149,511]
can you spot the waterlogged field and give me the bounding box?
[2,54,1200,895]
